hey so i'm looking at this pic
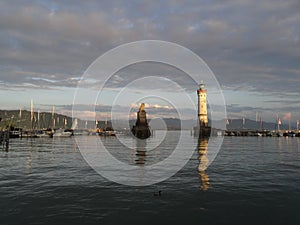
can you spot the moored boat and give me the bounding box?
[36,129,53,138]
[53,128,72,137]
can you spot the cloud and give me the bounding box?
[226,103,300,122]
[101,62,197,92]
[1,1,299,81]
[47,102,196,121]
[0,0,299,120]
[282,112,292,121]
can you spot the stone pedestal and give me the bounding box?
[199,126,211,137]
[131,103,151,139]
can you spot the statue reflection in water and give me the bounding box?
[198,138,210,191]
[135,139,147,165]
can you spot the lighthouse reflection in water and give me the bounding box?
[198,138,210,191]
[131,132,210,190]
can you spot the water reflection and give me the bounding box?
[135,139,147,165]
[198,138,210,191]
[26,150,32,174]
[275,136,300,164]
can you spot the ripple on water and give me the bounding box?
[1,134,300,225]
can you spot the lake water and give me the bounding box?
[1,131,300,225]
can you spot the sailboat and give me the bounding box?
[32,105,53,138]
[276,115,283,137]
[98,115,116,137]
[53,128,72,137]
[71,118,88,136]
[51,106,72,137]
[35,110,47,137]
[23,99,38,138]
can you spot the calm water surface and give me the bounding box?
[1,131,300,225]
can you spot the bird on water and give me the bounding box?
[153,190,162,196]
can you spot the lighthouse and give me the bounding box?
[197,81,208,127]
[197,81,210,137]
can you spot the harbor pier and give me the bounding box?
[0,130,9,151]
[225,129,300,137]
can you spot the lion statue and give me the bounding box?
[139,103,145,112]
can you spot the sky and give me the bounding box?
[0,0,300,124]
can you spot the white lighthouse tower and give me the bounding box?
[197,81,208,127]
[197,81,210,137]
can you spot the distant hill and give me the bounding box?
[0,110,197,131]
[0,110,107,130]
[0,110,294,131]
[0,109,73,130]
[117,118,196,130]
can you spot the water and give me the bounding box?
[1,132,300,225]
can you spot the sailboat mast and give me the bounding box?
[19,108,22,129]
[30,99,34,130]
[52,106,55,128]
[277,114,281,131]
[37,110,40,130]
